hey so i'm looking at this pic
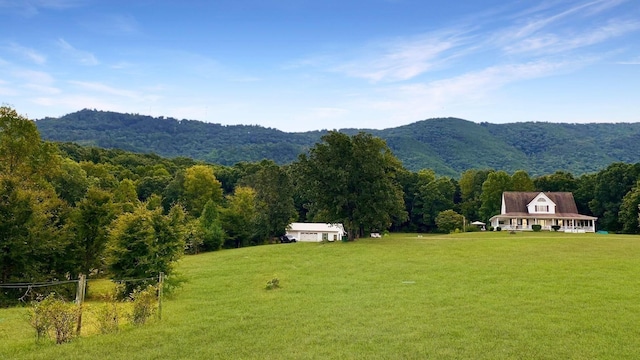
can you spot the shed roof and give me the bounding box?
[288,222,345,232]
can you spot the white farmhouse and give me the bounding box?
[286,222,346,242]
[489,192,597,232]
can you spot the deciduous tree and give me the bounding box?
[295,132,406,239]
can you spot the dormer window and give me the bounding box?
[526,192,557,214]
[535,205,549,212]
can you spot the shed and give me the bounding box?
[286,223,346,242]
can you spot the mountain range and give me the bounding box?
[35,109,640,177]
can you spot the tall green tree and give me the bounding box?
[239,160,297,241]
[0,106,58,178]
[182,165,223,217]
[479,170,512,220]
[534,171,577,192]
[0,175,69,284]
[221,186,258,248]
[199,200,226,251]
[458,169,493,222]
[107,203,186,294]
[417,174,457,231]
[49,158,90,206]
[113,179,139,213]
[619,181,640,234]
[69,187,115,277]
[295,132,406,239]
[588,163,640,232]
[511,170,535,191]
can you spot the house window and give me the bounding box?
[535,205,549,212]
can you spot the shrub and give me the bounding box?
[265,278,280,290]
[29,293,80,344]
[551,225,561,232]
[465,226,480,232]
[496,227,502,232]
[488,226,494,231]
[532,224,542,232]
[28,296,52,342]
[95,291,120,334]
[128,285,158,326]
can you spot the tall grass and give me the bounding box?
[2,232,640,359]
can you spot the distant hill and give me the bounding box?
[36,109,640,176]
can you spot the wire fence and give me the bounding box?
[0,280,79,289]
[0,276,158,289]
[0,275,163,306]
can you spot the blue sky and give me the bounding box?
[1,0,639,132]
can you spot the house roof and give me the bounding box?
[504,192,578,213]
[494,191,597,220]
[288,222,345,233]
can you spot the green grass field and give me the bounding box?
[2,232,640,359]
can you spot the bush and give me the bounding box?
[532,224,542,232]
[265,278,280,290]
[29,296,52,342]
[551,225,561,232]
[488,226,494,231]
[465,226,480,232]
[496,227,502,232]
[29,293,80,344]
[95,291,120,334]
[128,285,158,326]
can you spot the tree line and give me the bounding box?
[3,106,640,304]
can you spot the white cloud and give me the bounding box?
[57,38,99,66]
[68,80,139,98]
[504,19,640,55]
[331,32,466,82]
[23,83,61,95]
[68,80,162,103]
[82,13,140,35]
[6,42,46,64]
[617,57,640,65]
[13,69,55,85]
[0,0,85,17]
[356,59,586,125]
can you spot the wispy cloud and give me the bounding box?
[297,0,639,93]
[13,69,55,85]
[617,57,640,65]
[68,80,161,102]
[504,19,640,55]
[57,38,99,66]
[82,13,140,35]
[6,42,46,64]
[330,31,469,83]
[0,0,85,17]
[355,58,591,125]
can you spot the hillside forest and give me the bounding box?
[3,106,640,305]
[36,109,640,177]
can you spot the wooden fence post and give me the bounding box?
[158,272,164,320]
[75,274,86,334]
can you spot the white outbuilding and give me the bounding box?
[286,222,346,242]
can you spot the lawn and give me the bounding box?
[2,232,640,359]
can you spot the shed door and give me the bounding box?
[300,232,318,241]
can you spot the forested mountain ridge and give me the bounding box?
[36,109,640,176]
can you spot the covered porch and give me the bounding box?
[489,216,597,233]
